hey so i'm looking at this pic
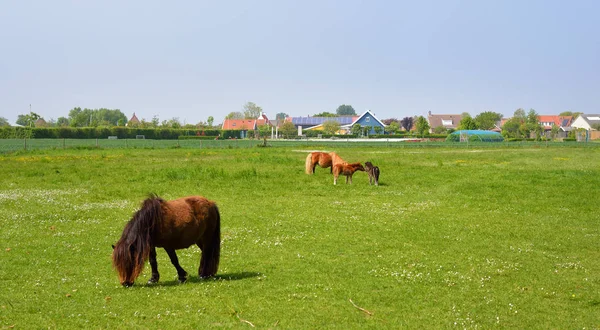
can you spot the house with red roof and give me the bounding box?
[221,113,271,138]
[127,113,140,127]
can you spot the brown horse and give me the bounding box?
[305,152,333,174]
[333,162,365,185]
[112,195,220,287]
[364,161,380,186]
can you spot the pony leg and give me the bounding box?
[148,247,160,284]
[164,248,188,283]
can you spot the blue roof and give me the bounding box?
[291,116,355,126]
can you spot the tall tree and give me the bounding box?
[387,121,400,134]
[275,112,288,121]
[16,112,41,127]
[207,116,214,127]
[502,118,521,138]
[513,108,526,120]
[0,117,9,127]
[243,102,262,119]
[458,115,478,130]
[322,120,341,135]
[414,116,430,136]
[280,121,296,139]
[336,104,356,116]
[56,117,70,127]
[526,108,543,140]
[400,117,414,131]
[351,123,362,136]
[474,111,502,130]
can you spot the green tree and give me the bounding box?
[68,107,94,127]
[151,115,160,128]
[336,104,356,116]
[275,113,288,121]
[207,116,214,127]
[374,126,383,135]
[257,124,271,138]
[243,102,262,119]
[458,115,478,130]
[433,126,448,134]
[415,116,430,136]
[351,123,362,136]
[16,112,41,127]
[502,118,521,138]
[280,121,296,139]
[526,108,543,140]
[387,121,399,134]
[0,117,9,127]
[550,124,560,141]
[226,112,244,119]
[513,108,526,120]
[313,112,337,117]
[322,120,341,135]
[474,111,502,130]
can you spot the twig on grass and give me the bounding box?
[349,298,373,316]
[230,307,255,327]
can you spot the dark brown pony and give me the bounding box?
[112,195,220,287]
[364,161,380,186]
[305,152,333,174]
[333,162,365,185]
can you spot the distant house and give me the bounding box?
[570,114,600,130]
[127,113,140,126]
[221,113,271,138]
[342,110,386,135]
[538,115,573,130]
[34,118,47,127]
[427,111,462,133]
[286,115,357,135]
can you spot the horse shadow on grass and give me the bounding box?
[137,271,262,288]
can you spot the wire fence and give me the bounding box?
[0,138,597,153]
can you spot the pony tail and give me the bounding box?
[305,153,313,174]
[200,203,221,278]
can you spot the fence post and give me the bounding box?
[63,138,66,149]
[96,138,98,147]
[24,138,27,151]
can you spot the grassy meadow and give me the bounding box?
[0,144,599,329]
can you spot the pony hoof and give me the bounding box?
[122,281,133,287]
[147,278,159,285]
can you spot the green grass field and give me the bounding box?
[0,145,599,329]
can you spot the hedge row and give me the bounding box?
[0,127,220,139]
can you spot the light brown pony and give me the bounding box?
[112,195,220,287]
[305,152,333,174]
[333,162,365,185]
[329,152,348,168]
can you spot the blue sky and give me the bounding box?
[1,0,598,125]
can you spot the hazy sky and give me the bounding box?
[1,0,598,125]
